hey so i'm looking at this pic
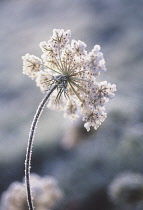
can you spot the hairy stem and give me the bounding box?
[25,84,57,210]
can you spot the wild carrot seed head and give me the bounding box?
[22,29,116,131]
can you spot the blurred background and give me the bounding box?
[0,0,143,209]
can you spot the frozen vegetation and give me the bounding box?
[0,0,143,209]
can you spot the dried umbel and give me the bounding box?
[108,172,143,206]
[0,174,63,210]
[22,29,116,131]
[22,29,116,209]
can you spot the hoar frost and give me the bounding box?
[22,29,116,131]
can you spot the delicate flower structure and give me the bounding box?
[22,54,42,79]
[108,172,143,205]
[22,29,116,131]
[0,174,63,210]
[82,106,107,131]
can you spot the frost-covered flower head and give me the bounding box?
[108,172,143,206]
[22,29,116,131]
[0,174,63,210]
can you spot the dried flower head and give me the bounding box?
[0,174,63,210]
[108,172,143,206]
[22,29,116,131]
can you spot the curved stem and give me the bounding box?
[25,84,57,210]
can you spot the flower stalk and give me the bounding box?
[25,84,57,210]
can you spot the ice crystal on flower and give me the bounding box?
[1,174,63,210]
[22,53,42,79]
[108,172,143,205]
[22,29,116,131]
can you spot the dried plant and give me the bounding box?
[22,29,116,209]
[1,174,63,210]
[108,171,143,209]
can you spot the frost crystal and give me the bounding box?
[22,29,116,131]
[108,172,143,206]
[0,174,63,210]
